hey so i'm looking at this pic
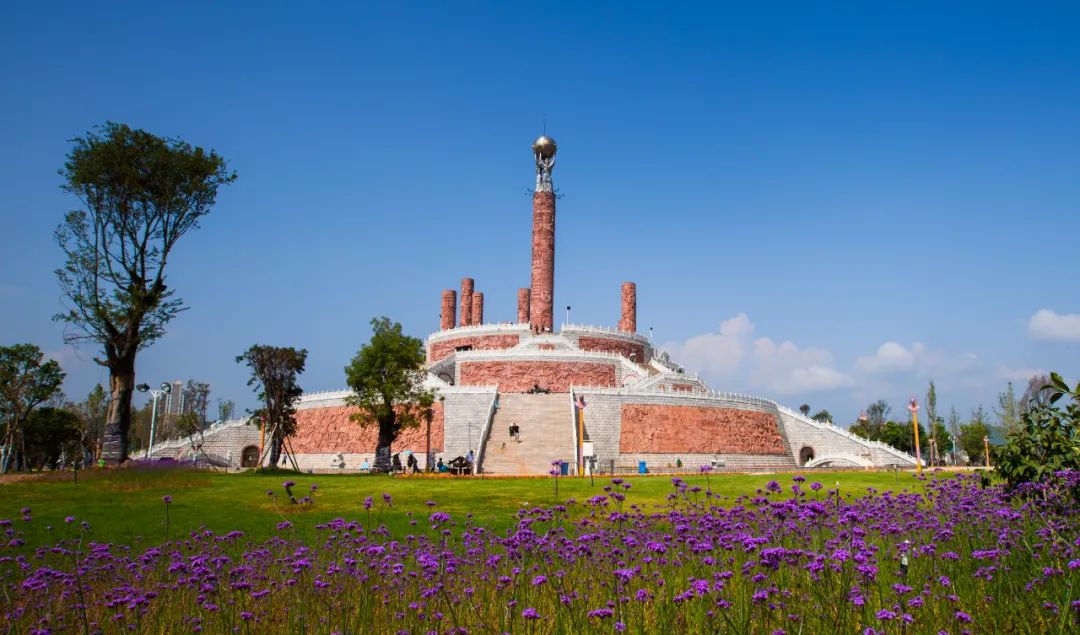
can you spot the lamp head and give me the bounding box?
[161,382,172,393]
[136,383,150,393]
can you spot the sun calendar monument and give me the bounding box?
[140,136,918,474]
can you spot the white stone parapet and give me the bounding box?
[427,322,531,342]
[561,323,650,344]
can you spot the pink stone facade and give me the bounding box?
[459,360,617,392]
[619,405,787,455]
[529,191,556,332]
[670,383,695,392]
[517,288,531,324]
[619,282,637,333]
[440,290,456,331]
[471,292,484,325]
[427,334,521,363]
[577,335,646,364]
[292,403,444,454]
[460,278,474,327]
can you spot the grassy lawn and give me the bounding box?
[0,467,949,546]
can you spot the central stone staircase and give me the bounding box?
[480,393,574,475]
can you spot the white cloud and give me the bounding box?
[662,314,851,394]
[996,364,1048,383]
[854,341,917,374]
[1028,309,1080,342]
[854,341,978,379]
[749,338,852,394]
[663,313,753,376]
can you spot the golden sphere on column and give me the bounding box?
[532,135,557,158]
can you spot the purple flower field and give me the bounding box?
[3,472,1079,634]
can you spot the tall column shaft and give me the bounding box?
[440,290,457,331]
[529,191,556,332]
[471,292,484,325]
[460,278,474,327]
[619,281,637,333]
[517,287,531,324]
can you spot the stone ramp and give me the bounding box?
[481,393,574,475]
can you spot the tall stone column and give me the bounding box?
[530,135,558,333]
[471,292,484,325]
[517,287,531,324]
[460,278,474,327]
[440,290,457,331]
[618,282,637,333]
[530,190,556,333]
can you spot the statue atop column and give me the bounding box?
[532,135,557,192]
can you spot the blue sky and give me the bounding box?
[2,2,1078,424]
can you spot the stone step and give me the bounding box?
[481,394,575,475]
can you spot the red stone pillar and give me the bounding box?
[619,282,637,333]
[471,292,484,325]
[517,288,531,324]
[440,290,457,331]
[460,278,474,327]
[530,191,556,332]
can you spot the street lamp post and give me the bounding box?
[137,382,172,460]
[565,305,571,327]
[983,435,991,468]
[907,396,922,475]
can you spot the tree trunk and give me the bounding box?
[101,357,135,465]
[268,433,283,467]
[374,413,396,473]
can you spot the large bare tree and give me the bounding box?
[54,122,235,463]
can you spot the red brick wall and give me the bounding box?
[292,403,444,453]
[578,335,646,364]
[427,334,520,363]
[619,404,786,455]
[670,383,694,392]
[459,360,616,392]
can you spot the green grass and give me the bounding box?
[0,467,949,545]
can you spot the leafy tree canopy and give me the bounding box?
[0,344,67,472]
[54,122,235,463]
[237,345,307,468]
[995,372,1080,488]
[344,317,430,472]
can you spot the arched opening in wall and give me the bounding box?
[799,446,815,466]
[437,372,455,386]
[241,445,260,468]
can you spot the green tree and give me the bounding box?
[995,372,1080,487]
[926,381,938,464]
[344,317,430,473]
[78,384,109,457]
[929,419,954,456]
[995,381,1021,435]
[959,419,991,466]
[24,407,84,470]
[217,398,235,423]
[798,403,811,416]
[810,409,832,423]
[237,345,307,468]
[878,420,926,454]
[864,400,890,438]
[54,122,236,464]
[947,406,962,464]
[1020,374,1052,413]
[0,344,67,472]
[849,414,877,441]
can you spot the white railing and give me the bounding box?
[427,322,531,341]
[475,387,499,473]
[130,417,255,458]
[561,323,650,343]
[775,405,918,465]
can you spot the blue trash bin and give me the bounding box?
[560,461,569,476]
[638,460,647,474]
